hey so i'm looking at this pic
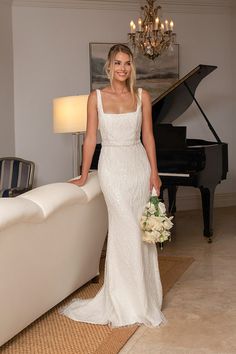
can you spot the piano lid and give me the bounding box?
[152,64,217,124]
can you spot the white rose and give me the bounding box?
[158,202,166,215]
[162,230,171,241]
[153,220,163,232]
[142,231,156,244]
[145,215,157,230]
[143,211,148,217]
[153,216,165,231]
[148,203,156,214]
[153,230,161,242]
[163,217,174,230]
[140,216,147,230]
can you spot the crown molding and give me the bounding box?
[12,0,233,14]
[160,0,232,14]
[12,0,141,11]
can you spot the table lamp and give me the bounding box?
[53,95,89,177]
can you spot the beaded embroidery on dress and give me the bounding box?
[60,88,166,327]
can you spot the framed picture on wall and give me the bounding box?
[89,42,179,101]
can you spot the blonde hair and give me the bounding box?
[104,44,137,99]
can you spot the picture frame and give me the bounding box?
[89,42,179,101]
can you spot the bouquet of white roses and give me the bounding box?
[140,188,174,249]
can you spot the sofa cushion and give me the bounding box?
[0,198,43,231]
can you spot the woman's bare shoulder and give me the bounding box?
[141,88,151,98]
[88,90,98,107]
[89,90,97,98]
[140,89,151,104]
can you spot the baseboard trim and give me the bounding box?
[174,192,236,211]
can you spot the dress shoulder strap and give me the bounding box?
[138,88,142,97]
[96,89,102,111]
[137,88,143,106]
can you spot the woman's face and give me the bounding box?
[110,52,132,83]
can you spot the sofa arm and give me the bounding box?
[20,183,86,219]
[20,172,102,219]
[0,198,43,231]
[76,172,102,202]
[69,171,102,202]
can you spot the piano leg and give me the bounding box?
[160,186,177,214]
[159,187,164,201]
[167,186,177,214]
[199,186,215,242]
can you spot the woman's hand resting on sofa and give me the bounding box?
[69,175,87,187]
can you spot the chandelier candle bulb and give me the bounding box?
[138,18,142,31]
[165,20,169,31]
[130,20,134,33]
[161,23,165,32]
[155,17,159,30]
[170,20,174,31]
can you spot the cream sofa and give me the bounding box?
[0,172,108,347]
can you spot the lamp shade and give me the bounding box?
[53,95,89,133]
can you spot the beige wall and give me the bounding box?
[0,1,15,157]
[11,1,236,208]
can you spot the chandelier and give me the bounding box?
[128,0,176,60]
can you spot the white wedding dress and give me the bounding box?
[60,88,165,327]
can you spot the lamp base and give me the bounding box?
[72,133,84,178]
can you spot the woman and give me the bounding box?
[61,44,165,327]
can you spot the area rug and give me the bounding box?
[0,255,194,354]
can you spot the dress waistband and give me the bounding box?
[102,140,141,147]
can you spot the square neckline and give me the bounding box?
[97,89,141,116]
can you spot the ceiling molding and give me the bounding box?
[161,0,232,14]
[12,0,233,14]
[12,0,141,11]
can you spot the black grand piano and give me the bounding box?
[152,64,228,242]
[91,64,228,242]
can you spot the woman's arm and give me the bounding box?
[70,91,98,186]
[141,89,162,195]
